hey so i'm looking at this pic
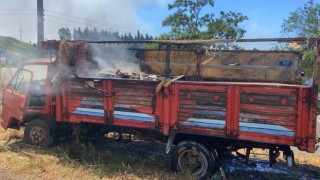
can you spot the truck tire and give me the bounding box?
[23,119,53,147]
[171,140,218,178]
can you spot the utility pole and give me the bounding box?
[37,0,44,57]
[19,22,22,41]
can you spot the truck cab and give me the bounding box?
[1,58,55,130]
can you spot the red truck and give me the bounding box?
[1,38,319,178]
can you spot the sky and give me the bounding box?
[0,0,318,44]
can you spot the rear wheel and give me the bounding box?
[171,141,218,178]
[23,119,53,147]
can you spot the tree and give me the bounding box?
[281,0,320,38]
[92,27,99,40]
[123,33,129,40]
[128,32,133,40]
[135,30,141,40]
[83,27,90,40]
[281,0,319,79]
[145,33,150,40]
[204,11,248,39]
[73,27,82,40]
[58,28,71,40]
[162,0,248,40]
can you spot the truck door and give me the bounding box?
[1,68,33,129]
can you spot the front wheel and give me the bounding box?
[23,119,53,147]
[171,141,218,178]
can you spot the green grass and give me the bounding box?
[0,36,38,65]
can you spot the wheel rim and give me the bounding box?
[29,126,47,145]
[178,149,207,176]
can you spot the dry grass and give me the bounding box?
[0,128,320,180]
[0,127,198,180]
[0,67,16,98]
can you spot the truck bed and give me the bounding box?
[59,77,317,153]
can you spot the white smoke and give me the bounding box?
[75,43,140,78]
[0,0,167,43]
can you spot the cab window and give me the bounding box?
[23,65,48,107]
[9,69,32,94]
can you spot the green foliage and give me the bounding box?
[58,28,72,40]
[302,49,316,77]
[145,34,171,49]
[270,43,296,51]
[281,0,320,37]
[71,27,153,41]
[162,0,248,40]
[204,11,248,39]
[281,0,319,79]
[0,36,37,65]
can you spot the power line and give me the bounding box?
[45,14,140,34]
[46,10,138,30]
[46,13,139,32]
[0,9,36,11]
[0,13,37,16]
[19,22,23,41]
[45,9,150,33]
[45,18,133,35]
[45,10,85,22]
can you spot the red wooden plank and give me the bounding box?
[61,83,69,118]
[179,100,197,105]
[307,88,317,152]
[66,99,81,112]
[178,84,227,91]
[241,86,297,95]
[173,127,295,146]
[301,89,309,143]
[240,104,297,115]
[113,119,156,129]
[69,114,105,124]
[170,84,180,127]
[233,86,240,135]
[114,99,152,106]
[56,94,62,121]
[226,86,234,136]
[295,88,303,144]
[106,80,114,121]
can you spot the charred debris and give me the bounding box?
[42,38,310,84]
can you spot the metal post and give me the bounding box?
[165,44,171,78]
[312,40,320,86]
[37,0,44,57]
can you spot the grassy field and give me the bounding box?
[0,36,38,66]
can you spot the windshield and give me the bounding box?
[23,65,48,81]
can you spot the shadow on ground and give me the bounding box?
[3,137,320,180]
